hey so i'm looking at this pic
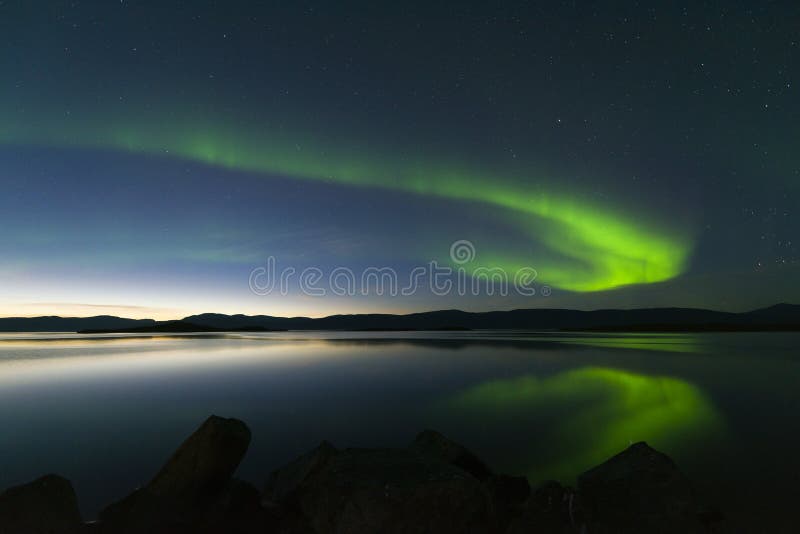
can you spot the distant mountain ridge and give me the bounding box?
[0,315,156,332]
[1,304,799,332]
[183,304,800,332]
[76,321,283,334]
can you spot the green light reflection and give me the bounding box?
[447,366,722,482]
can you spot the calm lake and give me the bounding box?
[0,331,798,531]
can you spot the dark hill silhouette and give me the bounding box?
[183,304,800,331]
[0,315,155,333]
[77,321,281,334]
[1,304,798,333]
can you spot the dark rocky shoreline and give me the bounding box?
[0,415,723,533]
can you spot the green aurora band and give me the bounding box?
[446,366,722,481]
[1,119,692,291]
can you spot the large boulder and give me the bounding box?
[0,474,82,534]
[98,415,255,533]
[409,430,493,481]
[193,478,270,534]
[263,440,338,506]
[264,442,495,534]
[146,415,251,503]
[506,480,577,534]
[577,441,711,533]
[409,430,529,529]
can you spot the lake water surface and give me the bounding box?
[0,331,798,532]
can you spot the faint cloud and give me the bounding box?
[25,302,155,311]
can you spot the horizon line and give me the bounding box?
[1,302,795,322]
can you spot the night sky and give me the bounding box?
[1,1,797,319]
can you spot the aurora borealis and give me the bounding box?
[3,116,692,292]
[1,1,798,317]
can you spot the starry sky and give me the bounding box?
[0,1,797,319]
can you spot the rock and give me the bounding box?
[95,489,176,534]
[96,479,270,534]
[483,474,530,530]
[0,474,82,534]
[146,415,251,503]
[0,420,721,534]
[261,441,340,533]
[409,430,530,530]
[98,415,253,533]
[263,441,338,505]
[409,429,493,481]
[506,480,578,534]
[265,444,494,534]
[193,478,273,534]
[485,473,530,506]
[577,441,710,533]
